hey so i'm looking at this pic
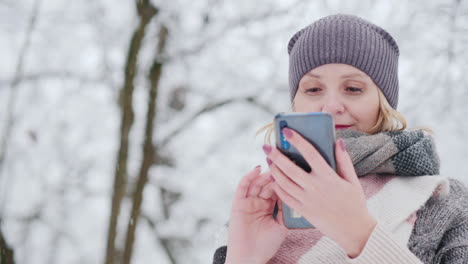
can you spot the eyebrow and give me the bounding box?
[341,73,367,79]
[305,72,367,79]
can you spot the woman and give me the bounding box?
[213,14,468,263]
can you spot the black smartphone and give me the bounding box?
[273,112,337,229]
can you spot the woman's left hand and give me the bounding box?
[263,127,377,258]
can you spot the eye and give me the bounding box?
[305,88,322,94]
[346,87,363,93]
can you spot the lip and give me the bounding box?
[335,125,352,130]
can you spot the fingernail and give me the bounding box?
[262,144,272,154]
[282,127,293,138]
[270,175,275,182]
[338,139,346,151]
[255,165,261,170]
[266,158,272,166]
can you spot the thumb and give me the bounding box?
[335,139,358,184]
[235,165,262,199]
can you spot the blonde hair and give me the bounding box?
[254,88,431,145]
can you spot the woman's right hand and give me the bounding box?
[225,165,288,264]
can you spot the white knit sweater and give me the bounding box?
[215,174,450,263]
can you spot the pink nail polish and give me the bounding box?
[283,127,293,138]
[270,175,275,182]
[255,165,261,170]
[263,144,272,154]
[339,139,346,151]
[266,158,272,166]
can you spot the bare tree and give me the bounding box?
[104,0,158,263]
[122,21,169,264]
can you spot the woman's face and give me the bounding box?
[293,63,380,133]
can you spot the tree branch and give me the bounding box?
[163,0,304,62]
[140,213,180,264]
[157,95,275,151]
[0,72,103,87]
[0,0,42,217]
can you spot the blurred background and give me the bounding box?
[1,0,467,263]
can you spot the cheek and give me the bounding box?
[354,99,379,125]
[292,94,322,112]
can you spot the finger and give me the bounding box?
[248,171,272,197]
[258,179,275,199]
[270,163,304,200]
[273,182,302,213]
[280,127,335,177]
[264,147,308,187]
[235,165,261,199]
[335,138,359,184]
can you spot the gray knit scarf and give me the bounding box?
[335,129,440,177]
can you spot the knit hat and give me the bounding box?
[288,14,400,109]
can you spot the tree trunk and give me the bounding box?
[0,222,15,264]
[122,22,169,264]
[104,1,158,264]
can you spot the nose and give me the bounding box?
[321,94,345,115]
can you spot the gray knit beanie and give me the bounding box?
[288,14,400,109]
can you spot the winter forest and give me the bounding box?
[1,0,467,263]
